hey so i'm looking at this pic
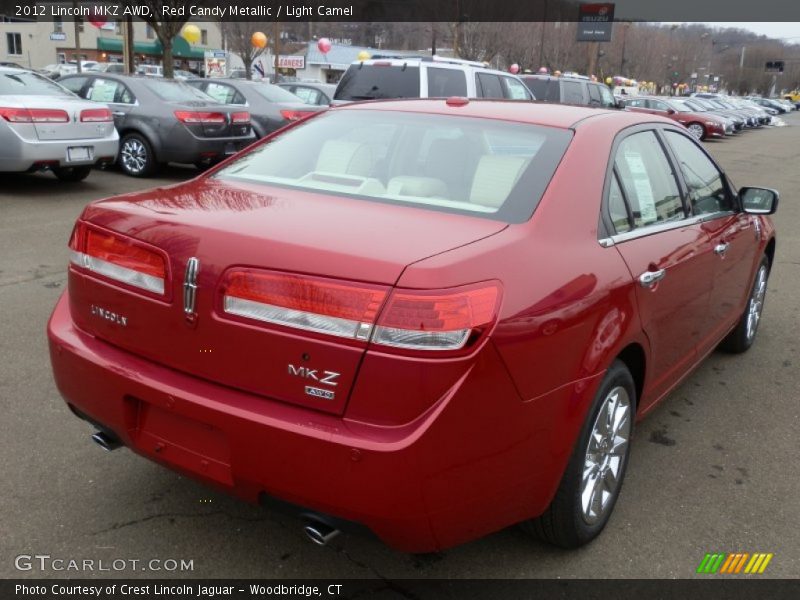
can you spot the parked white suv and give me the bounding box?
[333,56,534,102]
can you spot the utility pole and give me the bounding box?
[72,0,81,72]
[273,21,280,82]
[737,45,746,93]
[122,16,134,74]
[538,0,548,67]
[619,22,629,74]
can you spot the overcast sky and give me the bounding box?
[700,22,800,42]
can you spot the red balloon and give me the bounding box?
[538,66,548,74]
[317,38,332,54]
[509,63,520,75]
[88,17,107,28]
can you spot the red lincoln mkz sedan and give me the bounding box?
[48,98,778,552]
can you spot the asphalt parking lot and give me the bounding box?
[2,114,799,580]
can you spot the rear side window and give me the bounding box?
[476,73,504,99]
[204,82,243,104]
[146,80,213,102]
[608,174,632,233]
[215,109,572,224]
[334,65,421,100]
[561,80,585,104]
[664,131,733,215]
[613,131,684,228]
[292,86,323,105]
[87,78,134,104]
[426,67,467,97]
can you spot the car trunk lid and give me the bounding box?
[68,178,506,414]
[1,94,114,141]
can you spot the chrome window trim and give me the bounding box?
[599,210,735,246]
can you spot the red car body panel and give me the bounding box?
[47,100,775,552]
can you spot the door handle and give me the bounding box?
[714,242,730,256]
[639,269,666,288]
[112,111,126,117]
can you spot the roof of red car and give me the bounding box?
[334,98,621,129]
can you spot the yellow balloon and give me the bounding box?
[605,76,613,85]
[251,32,268,49]
[357,51,371,62]
[182,24,201,45]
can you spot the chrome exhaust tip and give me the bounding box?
[91,431,122,452]
[303,521,340,546]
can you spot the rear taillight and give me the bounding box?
[231,111,250,124]
[222,270,388,340]
[80,108,113,122]
[222,269,501,352]
[68,222,166,295]
[0,107,69,123]
[373,283,501,351]
[174,110,226,124]
[280,109,314,122]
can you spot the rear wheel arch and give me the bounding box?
[118,127,161,157]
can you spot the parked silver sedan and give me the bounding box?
[0,67,118,181]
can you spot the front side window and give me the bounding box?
[664,131,732,216]
[648,99,670,112]
[613,131,684,228]
[502,76,531,100]
[598,85,616,108]
[427,67,467,97]
[215,110,572,223]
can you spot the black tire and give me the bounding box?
[523,360,636,548]
[118,133,158,177]
[719,255,770,354]
[52,165,91,182]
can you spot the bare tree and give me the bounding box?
[217,22,270,80]
[139,1,188,79]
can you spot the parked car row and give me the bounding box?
[0,66,331,180]
[623,94,784,140]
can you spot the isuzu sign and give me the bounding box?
[577,3,615,42]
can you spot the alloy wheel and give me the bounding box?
[120,138,147,174]
[687,123,705,140]
[581,386,631,525]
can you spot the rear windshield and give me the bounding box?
[334,65,421,100]
[214,109,572,223]
[145,80,214,102]
[0,71,73,96]
[251,83,304,103]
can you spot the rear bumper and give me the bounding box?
[0,129,119,172]
[47,292,598,552]
[159,125,256,164]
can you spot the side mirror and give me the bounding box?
[666,108,676,115]
[740,187,779,215]
[616,99,626,110]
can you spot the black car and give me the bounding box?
[186,78,324,138]
[519,74,619,109]
[58,74,256,177]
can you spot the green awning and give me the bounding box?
[97,36,206,60]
